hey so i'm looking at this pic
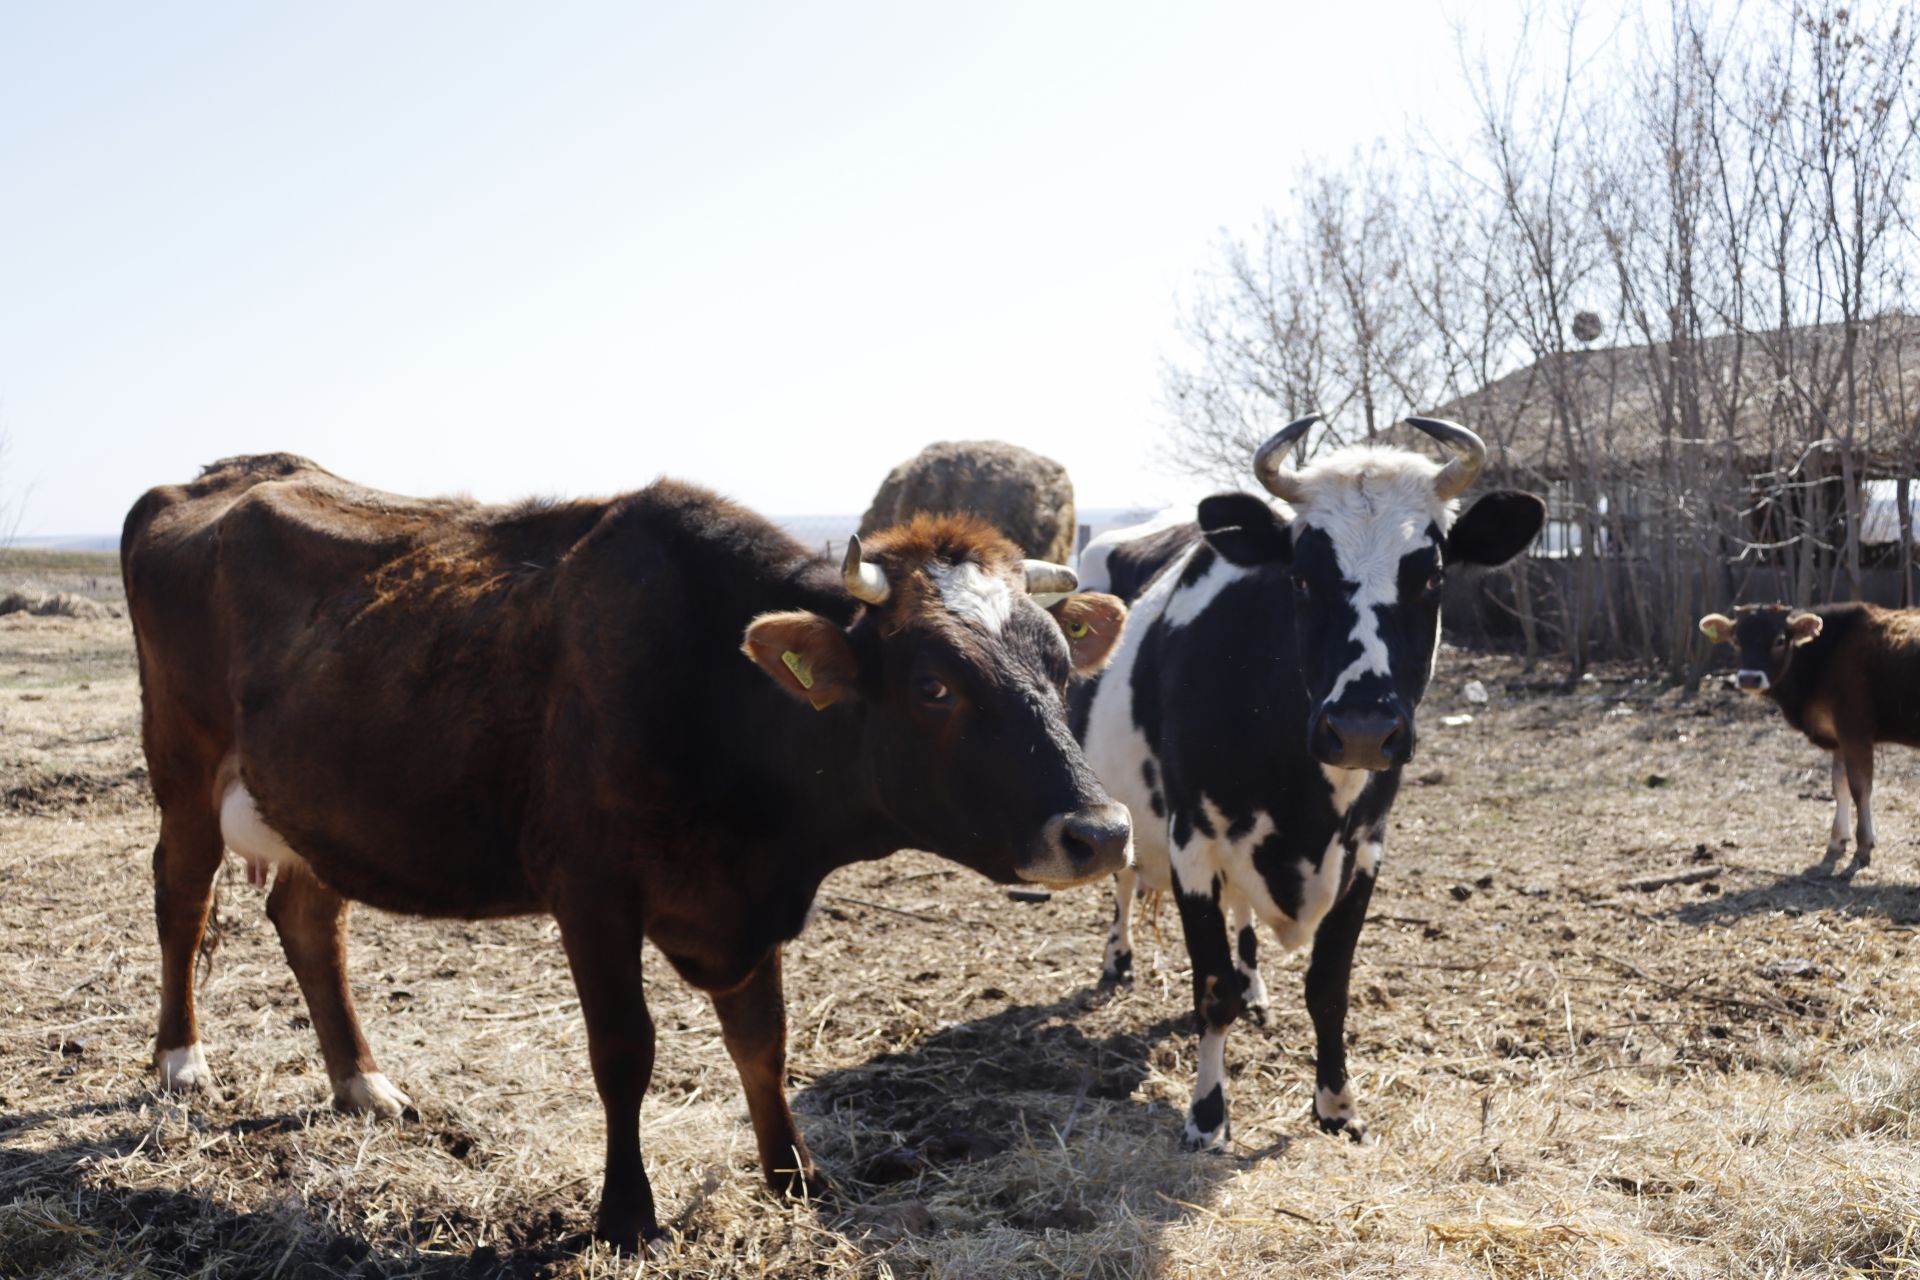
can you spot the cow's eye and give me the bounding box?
[1425,570,1446,595]
[1291,572,1312,601]
[916,676,954,706]
[1772,636,1788,652]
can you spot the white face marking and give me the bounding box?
[157,1042,210,1091]
[927,560,1014,633]
[1290,450,1453,707]
[219,780,310,876]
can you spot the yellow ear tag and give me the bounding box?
[1067,620,1090,639]
[781,650,814,689]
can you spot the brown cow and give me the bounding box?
[122,454,1131,1253]
[1700,602,1920,879]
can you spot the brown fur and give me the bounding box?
[122,456,1127,1251]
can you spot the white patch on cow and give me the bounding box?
[1290,449,1454,706]
[219,778,311,876]
[1184,1026,1229,1148]
[1161,550,1252,631]
[1224,887,1268,1016]
[1082,540,1207,908]
[1075,504,1197,593]
[1178,804,1349,953]
[1355,837,1384,878]
[334,1071,412,1118]
[1316,1083,1357,1122]
[157,1042,210,1091]
[1321,764,1367,816]
[1103,866,1139,980]
[1735,669,1771,693]
[927,560,1014,633]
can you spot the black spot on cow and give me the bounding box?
[1142,759,1158,791]
[1189,1084,1226,1138]
[1248,830,1309,919]
[1226,811,1255,841]
[1148,790,1166,818]
[1236,925,1258,969]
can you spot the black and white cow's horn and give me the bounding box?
[842,534,892,605]
[1022,560,1078,595]
[1252,414,1322,504]
[1406,416,1487,500]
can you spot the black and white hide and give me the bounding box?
[1069,416,1544,1150]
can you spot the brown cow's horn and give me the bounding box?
[1022,560,1078,595]
[1406,415,1486,500]
[1252,414,1322,503]
[842,534,891,605]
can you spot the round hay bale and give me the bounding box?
[859,440,1076,563]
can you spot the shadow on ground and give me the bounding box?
[1671,865,1920,927]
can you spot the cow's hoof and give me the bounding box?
[155,1043,211,1092]
[1836,856,1870,882]
[1181,1120,1229,1152]
[768,1164,829,1202]
[333,1072,413,1119]
[1243,1001,1270,1029]
[1182,1085,1229,1151]
[594,1217,668,1260]
[1317,1114,1372,1144]
[1100,950,1134,985]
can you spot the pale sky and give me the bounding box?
[1,2,1503,538]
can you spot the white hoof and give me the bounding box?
[333,1071,412,1118]
[156,1043,211,1091]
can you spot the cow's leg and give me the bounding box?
[1838,742,1875,880]
[1171,842,1240,1151]
[264,866,409,1117]
[710,946,820,1200]
[152,803,225,1091]
[1223,885,1269,1027]
[1305,861,1375,1141]
[1102,867,1139,983]
[556,900,661,1254]
[1821,751,1851,869]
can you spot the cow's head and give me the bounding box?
[1698,604,1822,695]
[743,515,1131,887]
[1197,415,1544,771]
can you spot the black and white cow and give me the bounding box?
[1071,416,1544,1148]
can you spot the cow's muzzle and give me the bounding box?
[1021,802,1132,887]
[1735,670,1770,694]
[1311,703,1413,772]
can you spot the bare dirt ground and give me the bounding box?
[3,551,1918,1278]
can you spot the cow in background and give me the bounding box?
[1072,416,1543,1149]
[1700,602,1920,879]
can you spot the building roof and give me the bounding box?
[1440,315,1920,479]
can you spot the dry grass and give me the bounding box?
[4,569,1920,1277]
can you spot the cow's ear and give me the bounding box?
[1048,593,1127,674]
[1197,493,1290,566]
[1446,491,1545,566]
[1698,613,1735,645]
[742,611,859,709]
[1787,611,1823,646]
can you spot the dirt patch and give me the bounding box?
[1,766,150,816]
[2,621,1918,1277]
